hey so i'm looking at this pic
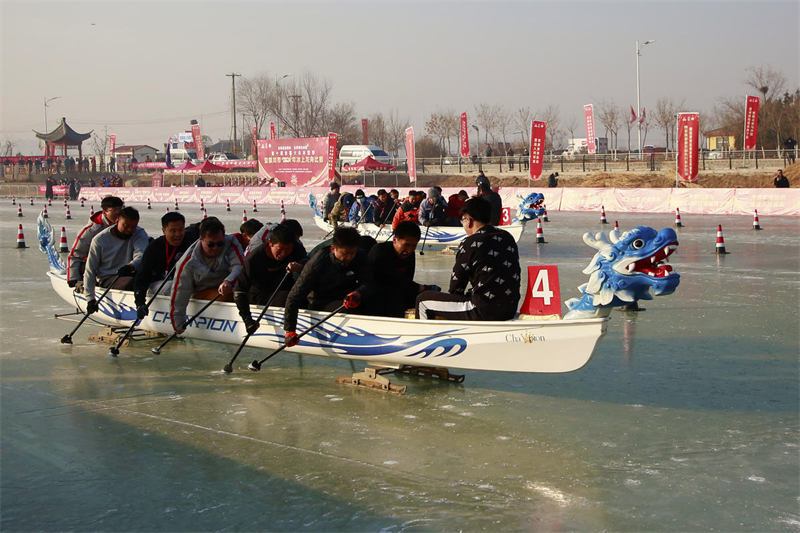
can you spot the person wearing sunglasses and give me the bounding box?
[169,217,244,333]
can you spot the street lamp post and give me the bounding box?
[275,74,291,135]
[636,39,656,157]
[44,96,60,132]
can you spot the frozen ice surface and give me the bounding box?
[1,201,798,531]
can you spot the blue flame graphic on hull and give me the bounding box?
[259,311,468,359]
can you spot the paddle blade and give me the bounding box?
[247,360,261,372]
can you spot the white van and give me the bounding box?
[338,145,391,167]
[169,144,200,166]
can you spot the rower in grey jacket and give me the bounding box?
[67,196,124,290]
[83,207,148,309]
[169,217,244,332]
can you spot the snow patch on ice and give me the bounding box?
[525,482,571,505]
[747,475,766,483]
[383,460,398,465]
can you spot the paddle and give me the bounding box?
[419,222,431,255]
[108,262,180,357]
[375,202,398,241]
[60,275,120,345]
[222,270,292,374]
[247,304,345,372]
[150,294,221,355]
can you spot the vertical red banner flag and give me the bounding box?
[361,119,369,145]
[529,120,547,180]
[191,123,205,160]
[583,104,596,154]
[251,126,257,157]
[743,95,760,151]
[327,133,338,182]
[270,122,276,140]
[405,127,417,183]
[460,112,470,157]
[677,112,700,182]
[109,134,116,157]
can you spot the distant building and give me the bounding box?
[703,127,737,151]
[112,145,159,161]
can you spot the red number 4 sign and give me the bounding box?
[519,266,562,316]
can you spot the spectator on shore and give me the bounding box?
[773,169,790,188]
[548,172,559,187]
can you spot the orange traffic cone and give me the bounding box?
[675,208,683,227]
[753,209,762,230]
[17,205,23,217]
[42,206,49,219]
[253,200,258,213]
[16,224,27,248]
[30,197,34,206]
[80,198,85,207]
[600,205,608,224]
[174,200,179,211]
[242,209,248,222]
[65,205,72,220]
[203,209,208,220]
[715,225,730,254]
[281,200,286,222]
[226,199,231,212]
[200,199,205,211]
[536,218,547,244]
[614,220,619,232]
[12,197,16,205]
[165,207,170,213]
[48,198,52,207]
[542,205,549,222]
[147,198,152,210]
[59,227,69,253]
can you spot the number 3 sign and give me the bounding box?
[519,266,562,316]
[499,207,512,226]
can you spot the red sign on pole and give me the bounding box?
[191,123,205,160]
[328,133,338,182]
[519,266,562,317]
[677,112,700,182]
[405,127,416,183]
[270,122,276,140]
[257,136,332,187]
[460,112,470,158]
[109,134,116,157]
[362,119,369,145]
[744,95,760,151]
[529,120,547,181]
[584,105,596,154]
[251,126,257,158]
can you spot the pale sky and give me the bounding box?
[2,0,798,155]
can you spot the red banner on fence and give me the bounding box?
[270,122,276,140]
[109,134,116,157]
[131,162,168,169]
[208,160,257,169]
[583,105,596,154]
[257,136,332,187]
[744,95,760,151]
[677,112,699,182]
[191,123,205,161]
[361,119,369,145]
[405,127,416,183]
[460,112,470,158]
[328,133,337,182]
[529,120,546,180]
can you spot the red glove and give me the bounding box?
[284,331,300,347]
[343,292,361,309]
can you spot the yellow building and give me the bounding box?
[703,127,737,151]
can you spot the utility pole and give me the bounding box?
[226,73,241,155]
[289,94,302,137]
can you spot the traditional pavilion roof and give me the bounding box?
[34,117,92,144]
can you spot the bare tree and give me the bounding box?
[564,115,579,146]
[2,137,16,157]
[367,112,389,151]
[653,97,685,150]
[495,106,514,155]
[237,73,276,140]
[325,102,359,145]
[386,109,411,158]
[537,104,563,152]
[88,127,109,169]
[596,100,622,154]
[474,103,500,150]
[515,107,534,145]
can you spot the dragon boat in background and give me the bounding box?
[308,192,546,248]
[39,211,679,382]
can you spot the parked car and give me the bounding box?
[208,152,241,161]
[708,150,725,159]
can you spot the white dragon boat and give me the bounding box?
[40,211,680,391]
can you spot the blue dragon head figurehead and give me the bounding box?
[564,226,680,319]
[514,192,546,223]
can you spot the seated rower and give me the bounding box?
[84,206,149,315]
[416,197,521,321]
[67,195,124,292]
[329,193,355,228]
[392,190,422,230]
[246,219,306,259]
[234,224,306,334]
[322,181,340,222]
[445,190,469,226]
[419,187,448,227]
[368,221,440,317]
[169,217,244,333]
[348,189,374,224]
[372,189,396,227]
[133,212,198,320]
[282,226,374,347]
[476,182,503,226]
[234,219,264,253]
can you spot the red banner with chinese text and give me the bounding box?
[583,105,596,154]
[270,122,276,140]
[361,119,369,145]
[677,113,699,182]
[744,95,760,151]
[405,127,416,183]
[109,134,116,156]
[191,123,205,161]
[328,133,337,182]
[460,112,470,157]
[257,136,331,187]
[529,120,547,180]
